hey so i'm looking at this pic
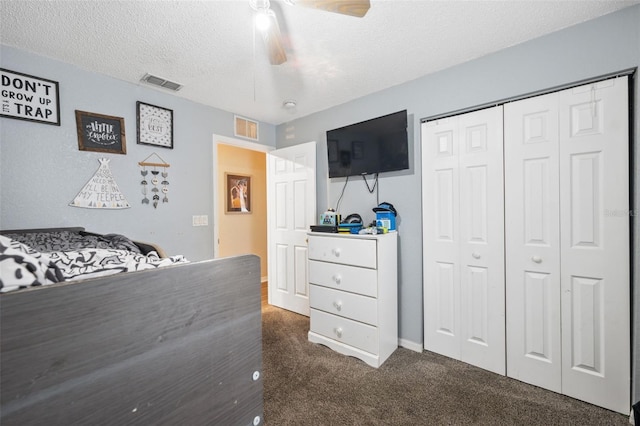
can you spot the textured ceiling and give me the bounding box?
[1,0,638,125]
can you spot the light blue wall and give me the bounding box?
[276,5,640,350]
[0,45,276,261]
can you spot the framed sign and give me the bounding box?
[1,68,60,125]
[226,174,251,214]
[137,101,173,149]
[75,110,126,154]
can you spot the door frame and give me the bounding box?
[212,134,274,259]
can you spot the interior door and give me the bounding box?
[457,106,505,375]
[558,77,630,414]
[423,106,505,375]
[505,76,630,414]
[505,91,562,392]
[267,141,317,316]
[422,116,461,360]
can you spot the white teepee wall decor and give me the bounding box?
[70,158,131,209]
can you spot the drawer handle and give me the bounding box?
[532,255,542,264]
[333,275,342,285]
[334,327,343,338]
[472,252,481,259]
[332,248,341,257]
[333,301,343,311]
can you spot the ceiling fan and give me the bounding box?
[249,0,371,65]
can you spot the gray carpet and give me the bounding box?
[262,303,629,425]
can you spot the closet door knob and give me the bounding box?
[333,301,343,311]
[472,252,481,259]
[334,327,343,338]
[532,255,542,264]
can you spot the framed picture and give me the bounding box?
[137,101,173,149]
[1,68,60,126]
[75,110,126,154]
[226,173,251,214]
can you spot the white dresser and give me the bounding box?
[307,232,398,368]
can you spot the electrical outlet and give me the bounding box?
[192,215,200,226]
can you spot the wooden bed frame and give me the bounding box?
[0,230,262,425]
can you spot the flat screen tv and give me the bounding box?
[326,110,408,178]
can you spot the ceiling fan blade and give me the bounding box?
[261,11,287,65]
[296,0,370,17]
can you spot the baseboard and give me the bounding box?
[398,338,423,353]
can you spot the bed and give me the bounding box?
[0,227,263,425]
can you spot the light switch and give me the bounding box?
[192,215,209,226]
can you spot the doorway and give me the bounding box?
[213,135,272,282]
[213,136,317,316]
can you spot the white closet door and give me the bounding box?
[505,77,630,414]
[505,93,562,391]
[423,107,505,375]
[422,117,461,360]
[458,107,505,375]
[558,77,630,414]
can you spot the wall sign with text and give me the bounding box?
[75,110,126,155]
[1,68,60,126]
[137,101,173,149]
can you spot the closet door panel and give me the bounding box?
[559,77,630,414]
[505,93,562,392]
[422,119,461,360]
[458,107,505,375]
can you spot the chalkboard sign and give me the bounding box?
[75,110,126,154]
[1,68,60,125]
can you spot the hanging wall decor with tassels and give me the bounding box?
[139,152,170,209]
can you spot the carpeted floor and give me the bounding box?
[261,299,629,425]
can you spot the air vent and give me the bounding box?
[234,115,259,141]
[140,73,183,91]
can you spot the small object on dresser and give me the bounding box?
[320,208,340,226]
[310,225,338,233]
[338,223,362,234]
[373,202,397,232]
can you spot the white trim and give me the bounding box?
[398,338,423,353]
[212,134,274,259]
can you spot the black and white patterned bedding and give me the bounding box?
[0,233,188,293]
[3,231,142,254]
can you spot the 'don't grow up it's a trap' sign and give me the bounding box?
[1,68,60,126]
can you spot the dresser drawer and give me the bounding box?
[309,260,377,297]
[310,309,378,355]
[310,285,377,325]
[308,235,377,268]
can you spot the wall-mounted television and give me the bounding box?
[326,110,408,178]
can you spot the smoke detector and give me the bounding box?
[140,73,183,91]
